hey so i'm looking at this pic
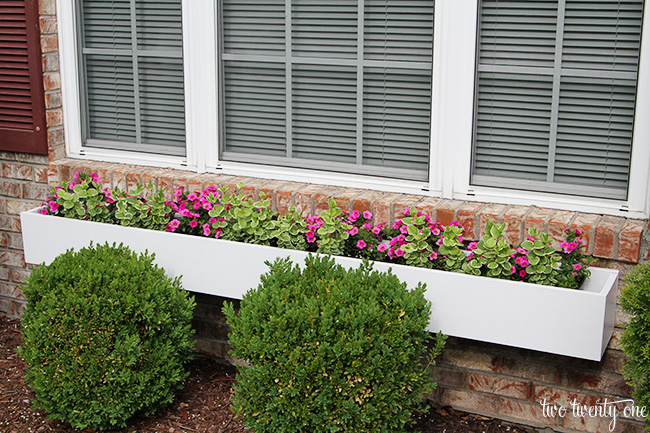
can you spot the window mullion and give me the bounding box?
[129,0,143,144]
[356,0,365,165]
[285,0,292,158]
[546,0,567,183]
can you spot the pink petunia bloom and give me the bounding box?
[511,266,516,274]
[202,202,213,211]
[394,248,405,257]
[430,227,441,236]
[527,235,535,241]
[519,270,527,278]
[189,220,198,228]
[202,223,211,237]
[517,247,527,255]
[173,187,184,201]
[166,219,180,232]
[400,225,409,235]
[575,238,583,244]
[402,207,410,216]
[467,252,474,260]
[91,173,100,183]
[468,242,478,250]
[209,217,218,224]
[39,208,48,215]
[573,263,582,271]
[429,251,439,260]
[436,237,444,246]
[575,229,581,235]
[214,228,223,238]
[357,240,367,249]
[363,210,372,220]
[48,201,59,212]
[371,226,381,235]
[392,220,403,229]
[73,172,80,180]
[377,243,388,252]
[306,235,316,243]
[187,193,197,201]
[347,226,359,236]
[193,202,202,210]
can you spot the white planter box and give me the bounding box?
[21,208,618,361]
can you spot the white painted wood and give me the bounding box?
[21,209,618,361]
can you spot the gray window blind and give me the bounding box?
[472,0,644,199]
[220,0,434,181]
[80,0,186,156]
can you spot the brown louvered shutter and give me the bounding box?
[0,0,47,155]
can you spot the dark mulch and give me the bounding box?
[0,315,534,433]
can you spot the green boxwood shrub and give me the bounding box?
[224,255,445,433]
[620,262,650,430]
[18,243,195,430]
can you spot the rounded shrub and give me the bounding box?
[18,243,195,430]
[620,262,650,430]
[224,255,444,433]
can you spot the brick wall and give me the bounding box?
[0,2,649,432]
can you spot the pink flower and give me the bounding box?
[573,263,582,271]
[306,235,316,243]
[48,201,59,212]
[39,208,48,215]
[371,226,381,235]
[202,202,213,210]
[511,266,516,274]
[166,219,180,232]
[575,238,583,244]
[430,227,441,236]
[517,247,527,255]
[187,193,197,201]
[189,220,198,228]
[402,207,410,216]
[395,248,405,257]
[363,210,372,220]
[377,243,388,252]
[467,252,474,260]
[73,172,80,180]
[349,210,360,222]
[519,270,526,278]
[400,225,408,235]
[174,187,184,201]
[575,229,581,235]
[392,220,403,229]
[429,251,439,260]
[347,226,359,236]
[468,242,478,251]
[527,235,535,241]
[214,228,223,238]
[209,217,218,224]
[90,173,100,183]
[356,240,367,249]
[202,223,211,237]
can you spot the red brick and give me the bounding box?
[22,183,50,200]
[456,202,486,240]
[0,282,24,300]
[560,409,627,433]
[313,186,347,214]
[497,357,562,385]
[256,180,289,211]
[0,215,21,232]
[2,162,33,181]
[617,219,645,263]
[42,52,60,73]
[238,177,271,201]
[0,250,25,267]
[39,15,58,34]
[275,183,299,215]
[0,298,25,317]
[6,233,22,250]
[624,420,650,433]
[565,370,631,396]
[592,216,626,259]
[0,233,6,248]
[600,350,627,373]
[435,200,465,227]
[44,91,62,109]
[503,206,531,245]
[0,180,22,198]
[371,193,402,225]
[34,166,48,184]
[468,372,530,399]
[546,210,576,248]
[440,348,499,372]
[393,195,424,222]
[47,128,64,148]
[571,213,601,255]
[294,184,324,217]
[499,398,560,428]
[327,188,363,214]
[478,203,508,238]
[350,189,386,217]
[7,199,39,215]
[615,304,632,328]
[218,176,249,195]
[430,366,468,388]
[0,265,9,280]
[42,72,60,92]
[46,108,63,127]
[532,385,600,408]
[414,196,443,220]
[8,267,30,284]
[40,34,58,53]
[438,387,499,414]
[196,174,229,191]
[39,0,56,15]
[523,207,555,236]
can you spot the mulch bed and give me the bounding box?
[0,315,535,433]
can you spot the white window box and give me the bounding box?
[21,208,618,361]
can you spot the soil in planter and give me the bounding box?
[0,315,536,433]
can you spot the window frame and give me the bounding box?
[57,0,650,218]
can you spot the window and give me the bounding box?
[78,0,186,156]
[219,0,435,181]
[0,0,47,154]
[472,0,645,200]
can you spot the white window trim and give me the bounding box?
[57,0,650,218]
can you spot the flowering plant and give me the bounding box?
[556,229,594,289]
[40,174,596,290]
